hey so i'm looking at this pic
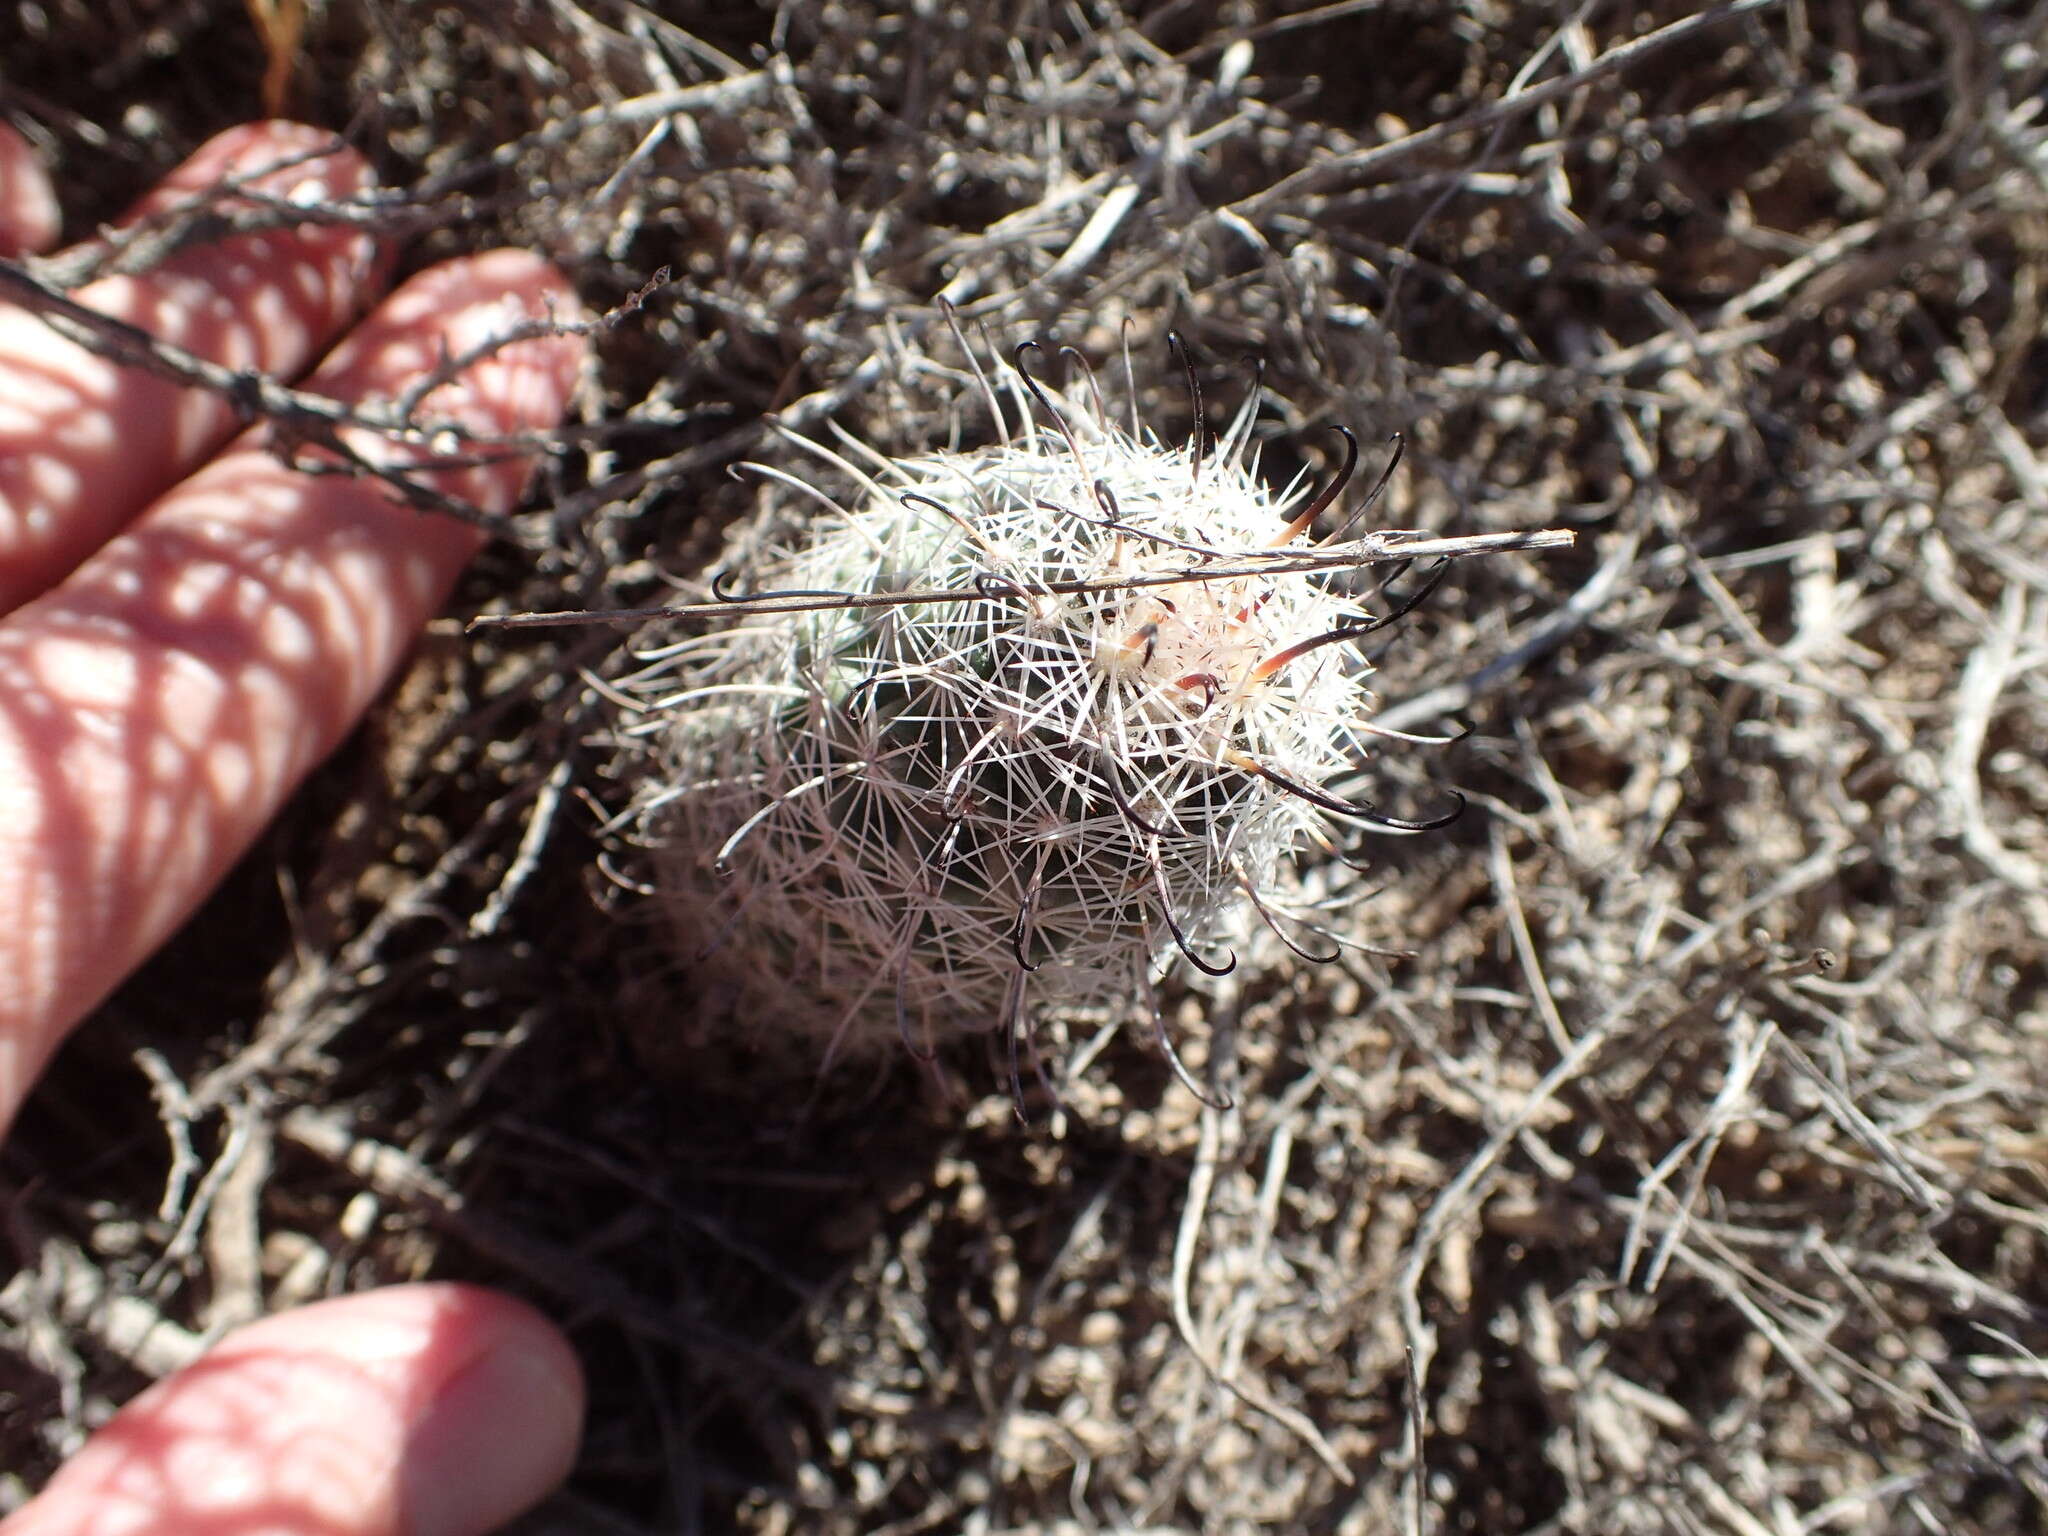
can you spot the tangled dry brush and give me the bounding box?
[2,1,2045,1532]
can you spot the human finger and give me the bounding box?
[0,120,388,612]
[0,1283,584,1536]
[0,249,585,1127]
[0,121,60,257]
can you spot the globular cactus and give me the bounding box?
[613,328,1477,1101]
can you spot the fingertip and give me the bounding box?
[315,247,588,401]
[1,1283,584,1536]
[134,120,375,216]
[0,121,59,257]
[111,119,393,318]
[304,248,589,517]
[399,1287,587,1536]
[421,249,591,488]
[411,246,592,415]
[444,246,587,317]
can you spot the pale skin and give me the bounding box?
[0,122,587,1535]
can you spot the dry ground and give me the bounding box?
[3,1,2046,1532]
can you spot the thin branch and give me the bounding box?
[1226,0,1784,218]
[471,528,1577,630]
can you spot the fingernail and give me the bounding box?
[401,1333,584,1536]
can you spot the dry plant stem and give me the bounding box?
[1226,0,1784,218]
[476,529,1575,630]
[0,1233,203,1383]
[25,102,729,292]
[1487,819,1571,1056]
[1375,524,1638,733]
[1946,583,2048,894]
[25,133,364,288]
[1402,1340,1430,1536]
[1618,1016,1778,1295]
[1172,1073,1353,1485]
[0,256,602,531]
[1396,836,1860,1432]
[406,76,777,201]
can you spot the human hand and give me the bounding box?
[0,121,586,1535]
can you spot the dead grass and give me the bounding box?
[3,1,2046,1531]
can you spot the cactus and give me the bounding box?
[614,331,1468,1100]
